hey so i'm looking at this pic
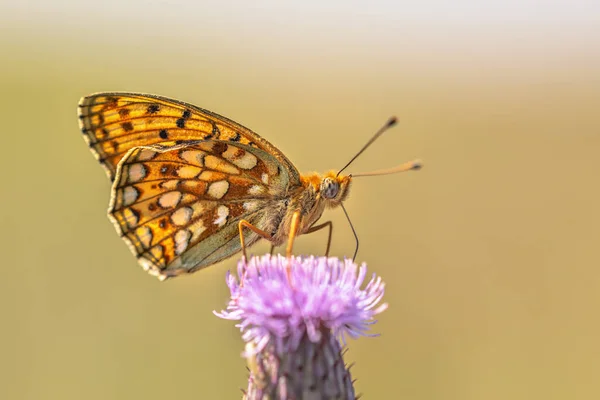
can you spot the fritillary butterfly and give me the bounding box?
[78,92,420,280]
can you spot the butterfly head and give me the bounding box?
[319,171,352,207]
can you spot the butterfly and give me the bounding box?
[78,92,420,280]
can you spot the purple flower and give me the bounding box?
[215,254,388,399]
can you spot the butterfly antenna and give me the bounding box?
[351,158,422,177]
[337,117,398,177]
[341,203,359,261]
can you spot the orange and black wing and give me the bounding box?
[78,92,301,185]
[108,140,295,280]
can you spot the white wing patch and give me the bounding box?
[207,180,230,199]
[214,205,229,227]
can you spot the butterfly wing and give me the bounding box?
[78,92,301,185]
[110,140,294,280]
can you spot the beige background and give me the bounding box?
[1,1,599,399]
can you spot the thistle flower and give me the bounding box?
[215,254,388,400]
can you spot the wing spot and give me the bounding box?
[177,165,201,179]
[174,229,192,255]
[136,226,153,248]
[197,142,215,152]
[212,122,221,137]
[180,150,206,166]
[223,145,258,169]
[118,108,130,118]
[104,96,119,108]
[182,109,192,119]
[204,155,240,175]
[176,118,186,128]
[122,122,134,132]
[122,208,139,229]
[159,219,168,229]
[159,129,168,139]
[191,201,207,218]
[147,104,160,114]
[189,219,207,242]
[212,142,227,155]
[214,205,229,227]
[122,186,139,206]
[128,164,147,183]
[248,185,263,195]
[171,206,193,226]
[160,179,178,190]
[198,170,224,182]
[137,148,157,161]
[149,245,164,264]
[148,203,157,211]
[207,180,230,199]
[230,132,241,142]
[261,173,269,184]
[158,191,183,208]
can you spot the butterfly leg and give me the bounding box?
[238,220,273,261]
[237,220,274,287]
[269,244,277,255]
[304,221,333,256]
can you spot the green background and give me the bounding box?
[2,2,599,399]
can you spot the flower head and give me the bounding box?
[215,254,388,354]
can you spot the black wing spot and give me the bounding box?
[160,166,168,175]
[147,104,160,114]
[148,203,157,211]
[212,142,227,154]
[230,132,241,142]
[98,114,105,124]
[176,118,186,128]
[122,122,134,132]
[159,129,168,139]
[204,133,213,140]
[118,108,130,118]
[101,128,110,137]
[81,127,87,134]
[212,122,221,137]
[111,141,119,150]
[104,96,119,108]
[182,109,191,119]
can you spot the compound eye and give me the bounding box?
[321,178,339,199]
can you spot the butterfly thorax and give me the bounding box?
[272,171,352,245]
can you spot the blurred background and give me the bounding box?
[1,1,599,399]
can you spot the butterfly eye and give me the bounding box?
[320,178,339,199]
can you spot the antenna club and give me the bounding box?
[387,117,398,127]
[411,159,423,170]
